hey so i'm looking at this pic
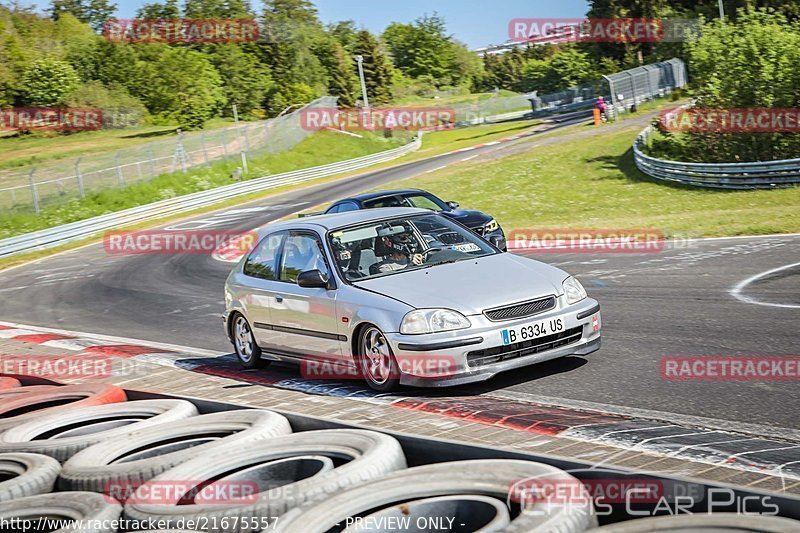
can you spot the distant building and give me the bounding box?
[473,25,578,56]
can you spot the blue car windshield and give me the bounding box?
[329,214,497,282]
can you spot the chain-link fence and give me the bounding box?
[528,58,687,119]
[603,58,687,116]
[450,93,538,125]
[0,96,336,214]
[446,58,687,125]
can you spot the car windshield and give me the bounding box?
[329,214,497,282]
[363,194,448,211]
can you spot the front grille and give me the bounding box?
[483,296,556,322]
[467,326,583,367]
[470,225,486,236]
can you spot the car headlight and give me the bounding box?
[400,309,471,335]
[484,218,499,233]
[563,276,587,304]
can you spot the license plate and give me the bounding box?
[453,243,481,253]
[501,317,564,345]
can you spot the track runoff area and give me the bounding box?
[0,121,799,529]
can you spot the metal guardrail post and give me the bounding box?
[75,158,85,199]
[28,168,40,215]
[626,72,637,109]
[221,129,229,162]
[632,120,800,189]
[243,124,251,155]
[115,152,124,185]
[601,75,616,121]
[201,132,210,166]
[147,143,156,177]
[0,137,422,257]
[177,134,188,174]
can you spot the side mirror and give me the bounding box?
[489,235,506,251]
[297,270,332,289]
[447,201,459,210]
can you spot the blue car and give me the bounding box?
[324,189,507,250]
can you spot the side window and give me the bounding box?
[326,204,340,214]
[243,232,284,280]
[408,195,442,211]
[280,233,330,284]
[337,202,359,213]
[364,196,403,209]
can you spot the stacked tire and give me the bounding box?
[2,380,799,533]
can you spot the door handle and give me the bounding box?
[275,295,284,303]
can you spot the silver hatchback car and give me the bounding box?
[224,207,601,391]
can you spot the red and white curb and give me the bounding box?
[1,320,798,482]
[449,128,541,154]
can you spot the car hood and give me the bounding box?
[441,209,492,228]
[353,253,567,314]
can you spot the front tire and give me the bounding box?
[232,313,268,369]
[358,326,401,392]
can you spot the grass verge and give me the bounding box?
[0,130,406,240]
[0,116,247,170]
[376,123,800,238]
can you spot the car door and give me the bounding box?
[241,231,285,350]
[270,230,344,362]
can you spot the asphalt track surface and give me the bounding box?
[1,121,798,429]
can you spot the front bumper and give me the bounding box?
[385,297,601,387]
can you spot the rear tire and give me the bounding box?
[231,313,268,369]
[358,325,400,392]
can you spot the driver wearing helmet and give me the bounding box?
[377,227,424,272]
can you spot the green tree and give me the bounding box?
[314,37,358,106]
[18,58,80,106]
[328,20,359,54]
[261,0,327,101]
[544,48,592,91]
[56,13,102,82]
[265,82,316,116]
[383,13,456,86]
[208,45,273,117]
[50,0,116,32]
[184,0,252,18]
[134,47,225,129]
[518,58,549,93]
[353,30,393,105]
[67,81,148,128]
[675,8,800,161]
[136,0,180,19]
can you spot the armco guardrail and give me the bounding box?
[0,137,421,258]
[633,125,800,189]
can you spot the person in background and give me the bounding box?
[596,96,608,121]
